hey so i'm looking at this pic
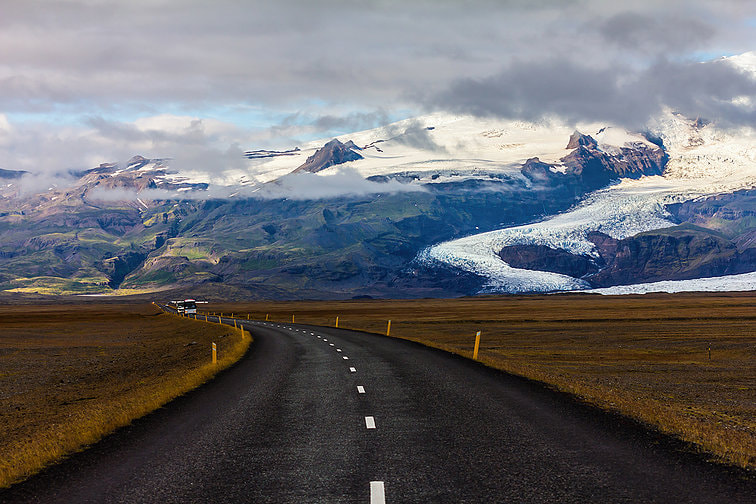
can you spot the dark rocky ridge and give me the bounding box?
[498,244,598,278]
[586,225,752,286]
[497,224,754,288]
[522,131,666,193]
[0,168,27,179]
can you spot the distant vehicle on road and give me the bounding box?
[173,299,198,315]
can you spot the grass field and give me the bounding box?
[208,292,756,470]
[0,303,249,488]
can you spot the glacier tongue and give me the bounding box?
[586,272,756,295]
[424,179,679,293]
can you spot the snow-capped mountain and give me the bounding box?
[237,113,664,185]
[0,54,753,298]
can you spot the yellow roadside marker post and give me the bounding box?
[386,320,391,337]
[205,314,208,322]
[265,313,269,321]
[292,314,295,324]
[212,342,217,364]
[335,316,339,328]
[247,313,250,320]
[473,331,481,360]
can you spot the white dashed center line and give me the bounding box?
[336,349,342,352]
[349,367,357,373]
[357,386,365,394]
[342,356,349,360]
[370,481,385,504]
[329,343,335,346]
[323,339,328,342]
[365,416,376,429]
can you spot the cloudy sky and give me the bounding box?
[1,0,754,177]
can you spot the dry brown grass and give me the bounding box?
[211,292,756,469]
[0,303,250,488]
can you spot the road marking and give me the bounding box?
[370,481,385,504]
[342,356,349,360]
[357,385,365,394]
[329,343,335,346]
[310,332,315,335]
[349,367,357,373]
[317,336,321,339]
[323,339,328,342]
[336,349,342,352]
[365,416,376,429]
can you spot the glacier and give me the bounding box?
[421,110,756,294]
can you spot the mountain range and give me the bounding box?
[0,55,754,299]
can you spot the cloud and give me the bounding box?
[0,1,751,115]
[429,57,756,129]
[385,120,448,153]
[84,165,425,202]
[17,172,77,196]
[0,0,754,169]
[0,114,262,177]
[87,186,139,202]
[257,166,425,200]
[597,11,716,54]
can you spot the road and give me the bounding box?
[2,315,754,503]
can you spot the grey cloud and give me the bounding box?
[429,57,756,129]
[385,120,448,153]
[311,111,391,135]
[0,0,753,165]
[598,12,716,54]
[0,0,749,115]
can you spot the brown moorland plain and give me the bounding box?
[210,292,756,470]
[0,302,249,488]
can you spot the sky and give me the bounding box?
[0,0,755,178]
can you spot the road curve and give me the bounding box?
[2,316,754,503]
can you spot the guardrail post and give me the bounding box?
[473,331,481,360]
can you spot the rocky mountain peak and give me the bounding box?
[293,139,363,174]
[566,130,598,149]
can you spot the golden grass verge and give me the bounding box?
[0,307,251,488]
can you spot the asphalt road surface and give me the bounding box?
[2,316,754,503]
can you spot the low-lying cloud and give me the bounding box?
[86,166,425,203]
